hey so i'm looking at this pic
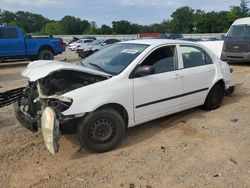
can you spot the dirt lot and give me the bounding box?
[0,49,250,188]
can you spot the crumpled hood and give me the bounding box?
[22,60,111,81]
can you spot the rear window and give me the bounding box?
[0,28,19,39]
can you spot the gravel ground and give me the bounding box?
[0,49,250,188]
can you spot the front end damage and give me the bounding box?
[11,69,108,154]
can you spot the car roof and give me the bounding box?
[120,39,195,46]
[233,17,250,25]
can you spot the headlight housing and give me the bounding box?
[41,107,60,154]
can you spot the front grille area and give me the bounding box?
[224,43,249,53]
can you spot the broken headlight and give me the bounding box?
[49,98,73,113]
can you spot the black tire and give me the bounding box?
[77,107,125,153]
[38,49,54,60]
[203,84,224,111]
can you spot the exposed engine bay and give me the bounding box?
[1,70,108,132]
[38,70,107,96]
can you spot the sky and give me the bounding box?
[0,0,242,26]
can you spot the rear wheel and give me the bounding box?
[203,84,224,110]
[77,108,125,153]
[38,49,54,60]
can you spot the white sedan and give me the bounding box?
[68,39,94,51]
[13,39,234,154]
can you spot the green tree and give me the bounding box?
[99,24,112,34]
[41,22,66,35]
[227,0,249,24]
[240,0,250,15]
[169,6,194,33]
[60,16,90,34]
[13,11,49,33]
[112,20,133,34]
[0,10,16,25]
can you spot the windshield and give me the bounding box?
[90,39,105,45]
[80,43,149,75]
[227,25,250,38]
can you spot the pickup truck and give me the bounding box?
[0,26,65,61]
[221,17,250,63]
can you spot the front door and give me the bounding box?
[133,45,183,124]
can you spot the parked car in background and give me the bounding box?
[66,37,79,46]
[158,33,183,39]
[0,26,65,61]
[66,36,96,46]
[77,39,120,58]
[180,38,202,42]
[5,39,234,154]
[221,17,250,63]
[68,39,95,51]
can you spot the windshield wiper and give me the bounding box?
[89,63,107,73]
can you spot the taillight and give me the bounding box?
[59,39,65,49]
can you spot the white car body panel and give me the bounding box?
[68,39,93,51]
[22,60,111,82]
[231,17,250,25]
[133,70,183,124]
[198,41,224,59]
[76,43,90,50]
[21,39,234,128]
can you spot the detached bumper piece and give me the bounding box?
[0,87,25,108]
[13,101,39,132]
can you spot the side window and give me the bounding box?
[180,45,212,68]
[105,40,114,44]
[0,28,19,39]
[140,46,178,74]
[84,40,93,43]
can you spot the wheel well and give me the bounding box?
[96,103,129,127]
[38,45,54,55]
[214,79,225,89]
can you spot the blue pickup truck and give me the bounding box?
[0,26,65,61]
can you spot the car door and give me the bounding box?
[179,45,216,108]
[0,28,26,57]
[133,45,183,124]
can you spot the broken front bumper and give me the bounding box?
[13,101,39,132]
[0,87,25,108]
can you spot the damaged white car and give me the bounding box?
[3,39,234,154]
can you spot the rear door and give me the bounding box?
[179,45,216,108]
[133,45,183,124]
[0,28,26,57]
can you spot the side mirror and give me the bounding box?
[102,42,107,46]
[134,65,155,77]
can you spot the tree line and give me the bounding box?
[0,0,249,35]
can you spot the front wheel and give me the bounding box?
[38,49,54,60]
[77,108,125,153]
[203,84,224,111]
